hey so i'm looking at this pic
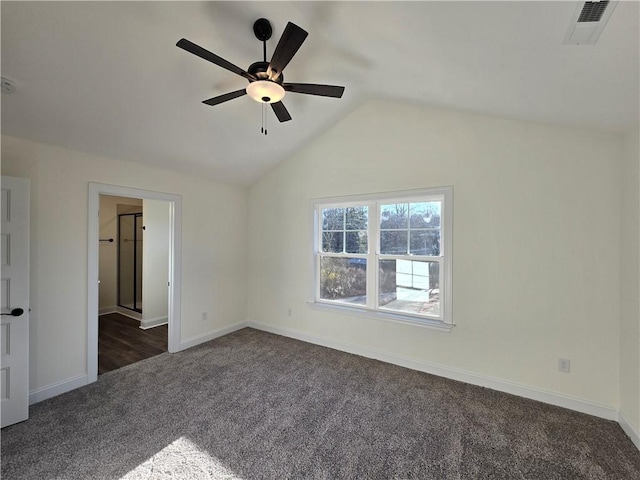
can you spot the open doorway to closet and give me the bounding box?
[97,195,170,374]
[88,183,182,385]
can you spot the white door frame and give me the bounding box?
[87,183,182,383]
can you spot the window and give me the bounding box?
[313,187,452,328]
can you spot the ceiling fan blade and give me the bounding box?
[267,22,308,79]
[283,83,345,98]
[177,38,255,81]
[202,89,247,106]
[271,101,292,122]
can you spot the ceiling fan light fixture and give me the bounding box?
[246,80,285,103]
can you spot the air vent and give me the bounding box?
[578,1,609,23]
[564,1,618,45]
[0,76,17,94]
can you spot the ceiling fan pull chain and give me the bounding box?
[264,103,268,135]
[261,103,265,134]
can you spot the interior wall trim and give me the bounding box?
[27,321,638,452]
[87,183,183,385]
[177,322,247,352]
[29,374,88,405]
[246,320,620,422]
[28,323,246,404]
[116,306,142,321]
[139,316,169,330]
[619,410,640,450]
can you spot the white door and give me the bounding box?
[1,176,30,428]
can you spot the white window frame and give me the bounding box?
[311,186,453,331]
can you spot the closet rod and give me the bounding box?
[100,238,114,243]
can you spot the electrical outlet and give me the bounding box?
[201,312,208,322]
[558,358,570,373]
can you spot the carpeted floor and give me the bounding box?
[2,328,639,479]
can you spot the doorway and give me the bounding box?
[87,183,182,384]
[97,195,170,374]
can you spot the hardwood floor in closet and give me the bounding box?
[98,313,168,375]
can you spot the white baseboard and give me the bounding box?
[246,320,618,422]
[29,374,88,405]
[116,307,141,320]
[619,410,640,450]
[98,306,117,315]
[140,316,168,330]
[27,323,246,404]
[26,320,639,452]
[177,322,247,352]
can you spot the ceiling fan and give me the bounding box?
[177,18,345,130]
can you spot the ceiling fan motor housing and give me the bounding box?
[246,61,285,103]
[248,61,283,83]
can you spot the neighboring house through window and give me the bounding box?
[313,186,453,329]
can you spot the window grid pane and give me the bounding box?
[378,258,440,318]
[319,256,367,305]
[380,204,409,229]
[409,229,440,256]
[322,206,369,254]
[345,206,368,230]
[322,231,344,253]
[322,208,345,231]
[345,230,368,254]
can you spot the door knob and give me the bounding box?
[1,308,24,317]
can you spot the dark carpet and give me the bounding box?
[2,328,639,479]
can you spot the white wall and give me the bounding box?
[1,135,248,393]
[142,198,170,327]
[1,103,635,431]
[620,127,640,438]
[247,99,623,412]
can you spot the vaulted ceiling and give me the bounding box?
[2,1,638,185]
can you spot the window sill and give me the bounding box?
[306,301,453,332]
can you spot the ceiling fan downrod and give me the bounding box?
[253,18,272,63]
[254,19,272,135]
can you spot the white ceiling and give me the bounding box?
[2,1,638,186]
